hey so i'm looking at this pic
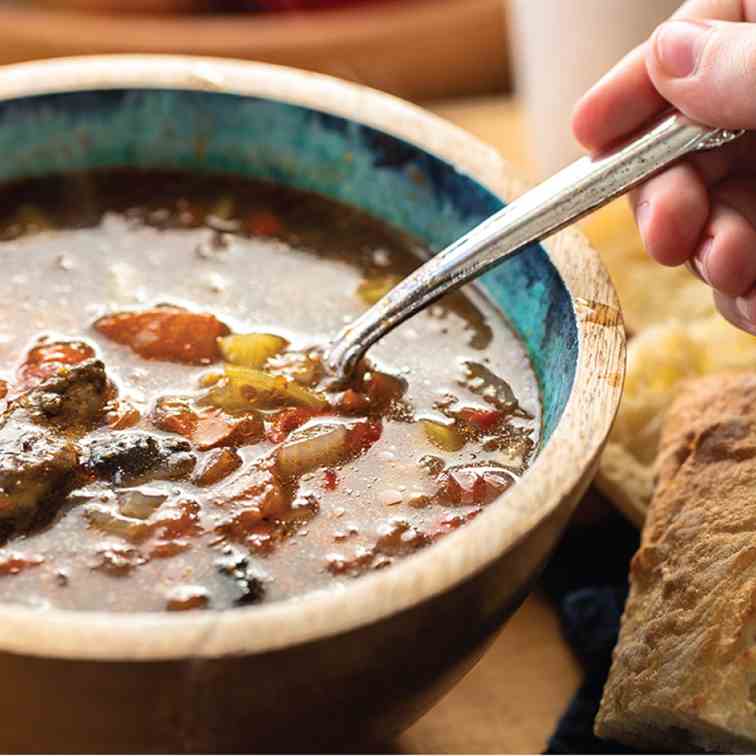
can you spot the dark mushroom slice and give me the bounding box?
[86,431,196,486]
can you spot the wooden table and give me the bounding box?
[389,97,583,754]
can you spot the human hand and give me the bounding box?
[572,0,756,335]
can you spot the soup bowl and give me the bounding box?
[0,56,624,752]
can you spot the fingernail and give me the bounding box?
[654,20,711,78]
[695,237,714,285]
[636,201,651,236]
[737,295,753,322]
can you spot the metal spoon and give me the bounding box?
[324,112,743,382]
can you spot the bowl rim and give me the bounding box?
[0,54,625,661]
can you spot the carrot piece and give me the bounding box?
[17,340,95,389]
[246,210,283,237]
[266,407,319,443]
[94,306,230,364]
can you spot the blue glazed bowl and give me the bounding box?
[0,57,624,752]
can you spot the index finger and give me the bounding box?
[571,0,749,153]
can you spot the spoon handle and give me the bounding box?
[326,112,744,380]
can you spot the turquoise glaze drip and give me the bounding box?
[0,89,577,446]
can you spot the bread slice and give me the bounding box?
[582,199,756,527]
[595,317,756,525]
[595,372,756,752]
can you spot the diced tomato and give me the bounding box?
[323,468,338,490]
[17,340,95,389]
[325,548,375,576]
[266,407,319,443]
[218,517,283,555]
[165,587,209,612]
[245,524,278,555]
[192,410,263,451]
[94,306,230,364]
[457,408,504,432]
[346,419,382,455]
[152,398,261,450]
[152,397,198,437]
[150,541,191,559]
[91,546,145,575]
[154,500,202,541]
[106,401,141,430]
[437,466,513,506]
[429,508,482,541]
[215,465,290,525]
[0,553,44,576]
[375,519,429,556]
[193,448,242,487]
[363,371,406,407]
[337,389,371,415]
[246,210,283,237]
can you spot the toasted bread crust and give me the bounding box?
[595,372,756,753]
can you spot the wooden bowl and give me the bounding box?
[0,56,624,752]
[0,0,510,101]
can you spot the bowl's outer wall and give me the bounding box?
[0,86,580,752]
[0,88,577,440]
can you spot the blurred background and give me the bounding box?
[0,0,679,176]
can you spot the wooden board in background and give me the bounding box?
[0,0,511,101]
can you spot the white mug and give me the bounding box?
[509,0,681,178]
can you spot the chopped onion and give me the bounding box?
[118,488,167,520]
[276,424,348,478]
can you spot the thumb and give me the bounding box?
[646,19,756,129]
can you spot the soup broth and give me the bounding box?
[0,171,540,611]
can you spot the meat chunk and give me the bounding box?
[0,423,79,533]
[0,361,111,536]
[17,359,109,430]
[86,431,196,485]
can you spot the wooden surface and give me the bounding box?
[399,591,582,754]
[0,0,510,101]
[384,97,582,755]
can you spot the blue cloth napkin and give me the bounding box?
[542,505,640,754]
